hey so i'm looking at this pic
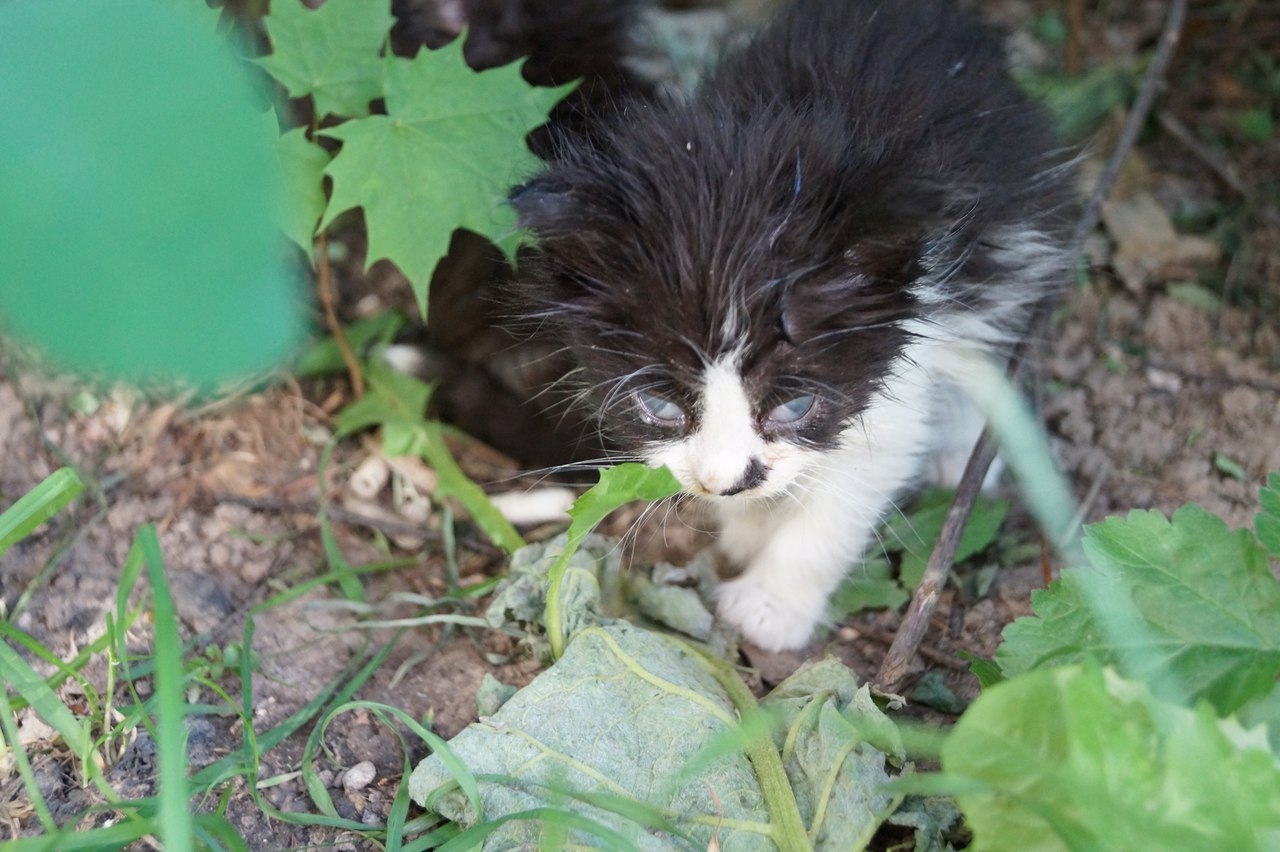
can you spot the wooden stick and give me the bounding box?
[875,0,1190,692]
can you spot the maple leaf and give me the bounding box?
[273,125,331,255]
[256,0,393,120]
[318,39,570,318]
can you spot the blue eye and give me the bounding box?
[634,391,686,425]
[767,394,815,425]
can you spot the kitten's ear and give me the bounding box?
[510,178,576,234]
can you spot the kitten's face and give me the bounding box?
[630,352,831,499]
[512,107,934,497]
[513,226,921,499]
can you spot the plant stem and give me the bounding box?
[315,229,364,399]
[691,648,810,851]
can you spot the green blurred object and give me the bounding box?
[0,0,303,387]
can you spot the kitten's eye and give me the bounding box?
[634,391,686,426]
[767,394,815,426]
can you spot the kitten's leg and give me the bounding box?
[714,494,882,651]
[713,372,937,651]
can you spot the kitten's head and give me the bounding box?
[509,105,951,499]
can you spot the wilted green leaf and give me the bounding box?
[256,0,393,120]
[274,125,331,255]
[996,506,1280,714]
[410,627,903,850]
[319,39,571,317]
[0,0,302,386]
[1256,472,1280,557]
[941,664,1280,852]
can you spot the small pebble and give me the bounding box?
[341,760,376,793]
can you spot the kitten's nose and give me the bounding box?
[718,458,767,496]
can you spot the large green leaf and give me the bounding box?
[256,0,393,120]
[940,664,1280,852]
[319,39,570,317]
[996,506,1280,714]
[0,0,302,386]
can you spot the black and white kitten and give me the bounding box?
[510,0,1073,651]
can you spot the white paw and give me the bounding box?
[714,576,827,652]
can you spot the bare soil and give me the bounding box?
[2,0,1277,847]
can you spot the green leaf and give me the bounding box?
[1213,451,1248,481]
[0,467,84,558]
[319,39,571,317]
[885,488,1009,590]
[1256,472,1280,558]
[544,465,681,657]
[409,630,902,850]
[0,0,302,386]
[958,650,1005,690]
[1238,107,1274,143]
[831,558,909,615]
[274,125,332,255]
[996,506,1280,715]
[1016,63,1133,140]
[293,312,407,377]
[335,359,433,439]
[940,664,1280,852]
[565,464,683,534]
[256,0,393,120]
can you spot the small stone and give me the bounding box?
[341,760,376,793]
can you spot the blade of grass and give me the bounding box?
[0,638,93,763]
[317,436,366,602]
[0,686,57,833]
[0,467,84,557]
[400,821,463,851]
[0,816,159,851]
[0,623,101,709]
[193,812,250,851]
[134,525,194,851]
[303,699,483,826]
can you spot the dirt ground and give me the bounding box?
[2,0,1278,848]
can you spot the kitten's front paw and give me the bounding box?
[714,576,826,652]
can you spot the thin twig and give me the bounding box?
[875,0,1189,692]
[212,492,453,544]
[315,229,365,399]
[1156,110,1249,198]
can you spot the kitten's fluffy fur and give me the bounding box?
[511,0,1073,650]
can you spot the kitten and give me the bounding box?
[510,0,1073,651]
